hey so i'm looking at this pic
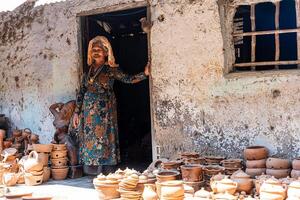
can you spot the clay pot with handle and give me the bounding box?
[142,184,158,200]
[210,176,238,194]
[24,151,43,172]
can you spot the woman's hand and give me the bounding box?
[144,61,151,76]
[73,113,79,128]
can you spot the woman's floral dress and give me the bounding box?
[75,65,147,166]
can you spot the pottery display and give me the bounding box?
[180,164,203,182]
[231,170,254,194]
[246,159,267,168]
[245,168,266,178]
[142,184,158,200]
[51,167,69,180]
[244,146,268,160]
[156,170,180,182]
[291,169,300,179]
[210,177,238,194]
[266,158,291,169]
[266,169,291,179]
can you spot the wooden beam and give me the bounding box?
[234,60,300,67]
[275,1,280,69]
[251,4,256,71]
[233,28,300,37]
[296,0,300,68]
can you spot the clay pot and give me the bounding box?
[52,144,67,151]
[255,174,273,194]
[160,180,184,199]
[245,168,266,178]
[38,153,49,166]
[12,129,22,137]
[156,170,180,183]
[266,158,291,169]
[266,169,291,179]
[230,170,254,194]
[24,173,43,186]
[260,178,287,200]
[290,169,300,179]
[33,144,53,153]
[142,184,158,200]
[225,167,241,176]
[43,167,51,182]
[180,164,203,182]
[22,128,32,138]
[246,159,266,168]
[205,156,225,165]
[292,158,300,170]
[51,158,68,167]
[2,173,18,186]
[180,152,200,159]
[3,141,12,149]
[30,169,43,176]
[24,151,43,172]
[288,180,300,198]
[30,134,39,144]
[51,167,69,180]
[162,161,182,170]
[244,146,268,160]
[184,157,206,165]
[210,177,238,194]
[203,165,225,177]
[221,159,243,169]
[51,150,67,159]
[211,172,227,181]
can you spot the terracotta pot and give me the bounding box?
[12,129,22,137]
[292,158,300,170]
[38,153,49,166]
[142,184,158,200]
[162,161,182,170]
[2,173,18,186]
[231,170,253,194]
[246,159,266,168]
[24,173,43,186]
[52,144,67,151]
[30,169,44,176]
[266,169,291,179]
[160,180,184,199]
[180,164,203,182]
[210,177,238,194]
[221,159,243,169]
[51,167,69,180]
[93,179,120,200]
[260,178,287,200]
[244,146,268,160]
[43,167,51,182]
[24,151,43,172]
[291,169,300,179]
[156,170,180,183]
[51,158,68,167]
[180,152,200,159]
[205,156,225,165]
[266,158,291,169]
[184,157,206,165]
[51,150,67,159]
[245,168,266,178]
[203,165,225,177]
[33,144,53,153]
[225,167,241,176]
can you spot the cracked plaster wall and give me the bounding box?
[0,0,299,159]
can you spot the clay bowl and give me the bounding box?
[184,157,205,165]
[33,144,53,153]
[156,170,180,183]
[52,144,67,151]
[205,156,225,165]
[266,158,291,169]
[162,161,182,170]
[291,169,300,179]
[180,152,200,159]
[246,159,266,168]
[180,164,203,182]
[51,158,68,167]
[292,158,300,170]
[221,159,243,168]
[203,165,225,176]
[51,150,67,159]
[51,167,69,180]
[245,168,266,178]
[244,146,268,160]
[266,168,291,179]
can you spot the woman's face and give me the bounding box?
[91,45,107,64]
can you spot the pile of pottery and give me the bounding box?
[291,158,300,179]
[221,159,243,175]
[21,151,44,186]
[119,174,142,200]
[32,143,53,182]
[244,146,268,178]
[266,157,291,179]
[50,144,69,180]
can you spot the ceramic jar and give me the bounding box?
[259,178,287,200]
[244,146,268,160]
[231,170,254,194]
[142,184,158,200]
[266,158,291,169]
[51,167,69,180]
[180,164,203,182]
[210,177,238,194]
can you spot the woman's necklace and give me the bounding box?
[87,64,104,84]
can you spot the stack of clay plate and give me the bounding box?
[32,144,52,182]
[266,157,291,179]
[50,144,68,180]
[119,174,142,200]
[244,146,268,178]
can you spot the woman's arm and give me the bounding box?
[110,67,148,84]
[74,75,87,114]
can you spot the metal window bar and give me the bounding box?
[233,1,300,71]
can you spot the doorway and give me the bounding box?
[79,6,152,170]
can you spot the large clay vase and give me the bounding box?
[142,184,158,200]
[244,146,268,160]
[180,164,203,182]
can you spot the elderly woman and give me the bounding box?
[73,36,150,174]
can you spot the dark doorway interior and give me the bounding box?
[80,7,152,170]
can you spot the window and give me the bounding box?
[226,0,300,72]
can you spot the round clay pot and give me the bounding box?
[266,158,291,169]
[246,159,266,168]
[24,173,43,186]
[180,164,203,182]
[51,167,69,180]
[205,156,225,165]
[156,170,180,183]
[244,146,268,160]
[292,158,300,170]
[94,180,120,200]
[221,159,243,169]
[51,150,67,159]
[43,167,51,182]
[160,180,184,199]
[51,157,68,167]
[162,161,182,170]
[245,168,266,178]
[266,168,291,179]
[52,144,67,151]
[33,144,53,153]
[291,169,300,179]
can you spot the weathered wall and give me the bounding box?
[1,0,300,159]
